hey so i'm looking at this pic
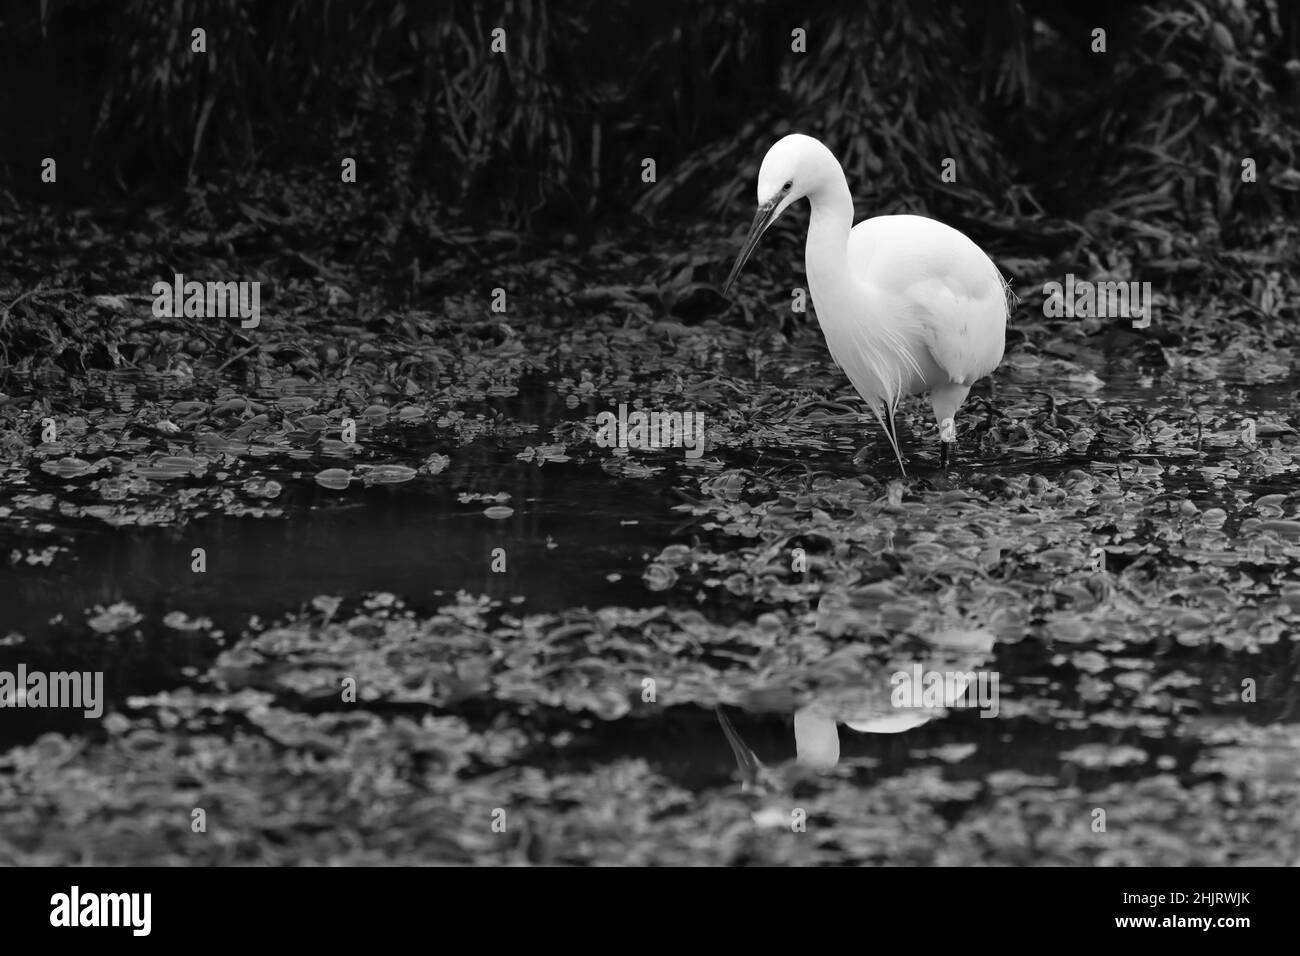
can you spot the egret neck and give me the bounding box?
[803,164,904,414]
[803,164,856,311]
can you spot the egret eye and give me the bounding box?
[783,180,793,191]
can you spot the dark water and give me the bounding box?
[6,461,680,631]
[0,452,689,742]
[1,365,1297,819]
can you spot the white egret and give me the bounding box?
[724,133,1009,472]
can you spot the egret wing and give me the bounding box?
[850,215,1008,387]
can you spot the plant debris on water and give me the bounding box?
[2,186,1296,863]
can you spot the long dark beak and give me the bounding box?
[722,200,779,297]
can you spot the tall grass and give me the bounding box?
[0,0,1295,238]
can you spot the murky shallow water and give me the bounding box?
[0,454,689,743]
[1,344,1298,864]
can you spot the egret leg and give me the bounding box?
[883,410,899,448]
[866,404,907,475]
[931,384,970,470]
[715,706,764,791]
[886,412,913,470]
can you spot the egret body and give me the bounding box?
[724,134,1008,472]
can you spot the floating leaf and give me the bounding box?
[365,464,417,486]
[422,454,451,475]
[314,468,353,490]
[87,602,143,635]
[41,457,94,478]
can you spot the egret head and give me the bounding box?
[722,134,838,296]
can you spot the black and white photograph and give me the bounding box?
[0,0,1296,904]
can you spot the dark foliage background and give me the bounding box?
[0,0,1297,372]
[2,0,1298,243]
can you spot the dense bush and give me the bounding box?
[0,0,1296,240]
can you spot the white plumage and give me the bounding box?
[724,134,1008,472]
